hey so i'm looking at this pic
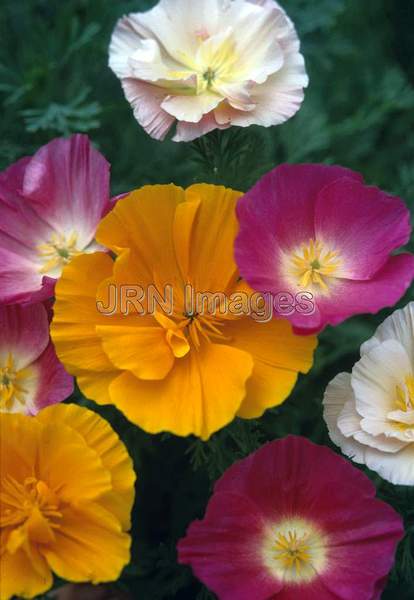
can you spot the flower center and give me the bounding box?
[202,67,216,88]
[262,518,328,583]
[37,231,81,276]
[274,530,312,573]
[288,239,342,292]
[0,354,31,411]
[179,312,229,349]
[0,476,62,547]
[396,376,414,412]
[155,304,231,355]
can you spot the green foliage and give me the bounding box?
[1,0,414,598]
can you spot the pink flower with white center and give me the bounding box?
[0,303,73,415]
[0,134,112,305]
[178,436,404,600]
[234,164,414,334]
[109,0,308,142]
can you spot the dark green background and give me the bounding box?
[1,1,414,598]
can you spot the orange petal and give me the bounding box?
[108,343,254,440]
[0,545,52,600]
[224,317,317,418]
[185,184,243,292]
[43,503,130,584]
[37,404,135,530]
[52,253,116,373]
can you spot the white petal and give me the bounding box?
[323,372,366,463]
[215,51,308,128]
[361,302,414,363]
[173,111,228,142]
[121,79,175,140]
[109,15,141,78]
[128,38,186,81]
[132,0,224,63]
[220,2,285,84]
[365,443,414,485]
[161,92,221,122]
[351,339,411,421]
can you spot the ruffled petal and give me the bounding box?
[108,343,253,439]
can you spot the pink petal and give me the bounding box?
[178,492,280,600]
[22,134,111,247]
[30,343,74,414]
[235,164,363,294]
[305,254,414,332]
[315,178,412,279]
[173,111,229,142]
[0,156,31,204]
[121,78,175,141]
[0,303,49,369]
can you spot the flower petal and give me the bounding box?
[108,343,253,440]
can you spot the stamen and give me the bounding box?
[288,238,341,293]
[37,231,81,275]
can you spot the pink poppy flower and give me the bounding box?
[0,302,73,414]
[178,436,404,600]
[234,164,414,334]
[0,134,112,304]
[109,0,307,142]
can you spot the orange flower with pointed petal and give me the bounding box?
[51,184,317,440]
[0,404,135,600]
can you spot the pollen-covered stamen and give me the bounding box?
[0,354,30,410]
[37,231,81,275]
[0,476,62,546]
[178,313,230,350]
[274,530,311,573]
[263,517,328,584]
[289,239,342,292]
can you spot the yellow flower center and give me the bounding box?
[0,476,61,547]
[274,530,312,574]
[262,518,328,583]
[37,231,81,276]
[288,239,342,292]
[0,354,32,411]
[155,308,230,355]
[396,375,414,412]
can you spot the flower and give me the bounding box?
[108,0,307,142]
[0,302,73,415]
[0,134,112,304]
[51,184,316,439]
[234,164,414,334]
[324,302,414,486]
[178,436,404,600]
[0,403,135,600]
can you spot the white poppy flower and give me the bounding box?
[323,302,414,485]
[109,0,308,141]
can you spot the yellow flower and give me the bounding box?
[51,184,317,440]
[0,404,135,600]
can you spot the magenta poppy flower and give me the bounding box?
[234,164,414,333]
[0,134,112,304]
[178,436,404,600]
[0,302,73,414]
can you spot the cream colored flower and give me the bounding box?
[109,0,308,141]
[323,302,414,485]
